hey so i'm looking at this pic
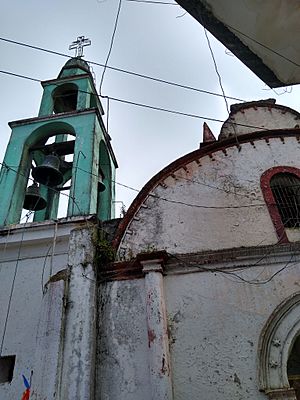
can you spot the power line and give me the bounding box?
[99,0,123,94]
[0,68,270,131]
[179,175,258,200]
[149,193,264,209]
[224,23,300,69]
[104,95,267,130]
[0,71,267,205]
[0,161,266,212]
[75,165,266,209]
[169,251,296,285]
[203,27,230,115]
[202,26,241,149]
[0,36,244,102]
[0,69,40,83]
[120,1,300,71]
[0,214,30,356]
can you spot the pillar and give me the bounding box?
[59,226,97,400]
[139,252,173,400]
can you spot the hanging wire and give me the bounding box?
[202,26,241,149]
[0,161,268,211]
[41,245,53,294]
[99,0,122,95]
[0,67,278,133]
[0,213,31,356]
[168,250,297,286]
[49,221,58,279]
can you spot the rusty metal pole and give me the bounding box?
[141,257,173,400]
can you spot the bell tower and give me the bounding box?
[0,43,117,227]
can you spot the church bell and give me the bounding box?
[98,178,105,192]
[98,170,105,192]
[23,182,47,211]
[32,154,64,187]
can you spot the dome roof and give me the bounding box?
[219,99,300,140]
[58,57,91,78]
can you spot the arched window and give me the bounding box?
[261,167,300,243]
[270,173,300,228]
[258,292,300,400]
[52,83,78,114]
[288,336,300,399]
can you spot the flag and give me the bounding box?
[21,388,30,400]
[21,374,30,400]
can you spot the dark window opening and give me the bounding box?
[0,355,16,383]
[53,84,78,114]
[288,336,300,399]
[270,173,300,228]
[90,93,97,108]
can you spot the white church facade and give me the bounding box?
[0,58,299,400]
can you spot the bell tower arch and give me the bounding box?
[0,56,117,226]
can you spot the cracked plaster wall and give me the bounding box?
[96,279,151,400]
[165,262,300,400]
[119,137,300,258]
[96,259,300,399]
[0,222,78,399]
[221,106,300,138]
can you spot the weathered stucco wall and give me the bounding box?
[96,253,300,400]
[118,136,300,258]
[0,218,87,399]
[165,260,300,399]
[97,279,151,400]
[112,115,300,399]
[220,105,300,138]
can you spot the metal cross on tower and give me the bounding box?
[69,36,91,58]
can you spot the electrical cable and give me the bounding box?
[224,22,300,69]
[99,0,122,95]
[202,25,241,149]
[0,68,272,131]
[0,161,266,210]
[203,28,230,115]
[0,36,244,102]
[102,95,267,131]
[49,221,58,279]
[0,27,298,284]
[41,245,53,294]
[0,70,40,83]
[74,165,266,208]
[0,213,30,356]
[0,163,295,287]
[119,1,300,71]
[168,250,297,286]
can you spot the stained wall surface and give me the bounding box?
[96,254,300,399]
[111,105,300,399]
[165,262,300,399]
[118,135,300,258]
[97,279,151,400]
[0,219,84,399]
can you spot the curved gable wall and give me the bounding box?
[220,104,300,139]
[116,131,300,259]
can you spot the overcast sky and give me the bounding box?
[1,0,300,218]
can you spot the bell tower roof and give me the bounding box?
[0,49,117,227]
[58,57,91,78]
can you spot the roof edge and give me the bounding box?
[112,128,300,249]
[175,0,284,88]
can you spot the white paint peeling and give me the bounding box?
[118,137,300,258]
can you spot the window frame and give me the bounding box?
[261,166,300,243]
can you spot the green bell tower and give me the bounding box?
[0,38,117,227]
